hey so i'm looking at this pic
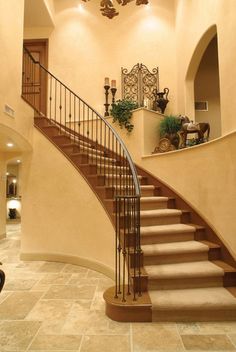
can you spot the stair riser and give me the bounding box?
[140,215,181,227]
[52,135,72,145]
[71,154,89,165]
[34,117,51,127]
[43,126,59,137]
[140,201,168,210]
[141,232,195,245]
[141,189,155,197]
[80,164,98,175]
[148,276,223,290]
[104,178,146,187]
[89,156,115,165]
[152,309,236,322]
[143,251,208,265]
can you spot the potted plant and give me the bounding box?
[159,115,181,149]
[110,99,138,133]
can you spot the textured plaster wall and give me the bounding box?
[25,0,177,116]
[21,129,115,276]
[0,0,34,145]
[111,109,236,259]
[175,0,236,134]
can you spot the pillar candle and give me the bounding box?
[104,77,110,86]
[111,80,116,88]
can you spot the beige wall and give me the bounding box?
[194,36,221,140]
[110,109,236,259]
[21,128,115,277]
[0,156,7,239]
[0,0,34,145]
[24,0,177,116]
[175,0,236,134]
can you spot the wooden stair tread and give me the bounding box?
[140,196,168,203]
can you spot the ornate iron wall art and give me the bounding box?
[153,87,169,114]
[82,0,149,19]
[121,63,159,107]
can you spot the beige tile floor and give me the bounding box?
[0,223,236,352]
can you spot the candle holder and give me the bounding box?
[104,85,110,117]
[111,87,117,107]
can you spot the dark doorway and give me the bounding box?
[23,39,48,116]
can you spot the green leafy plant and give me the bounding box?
[110,99,138,133]
[159,115,181,137]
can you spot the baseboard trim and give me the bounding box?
[20,252,115,280]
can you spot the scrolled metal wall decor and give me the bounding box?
[121,63,159,107]
[82,0,149,19]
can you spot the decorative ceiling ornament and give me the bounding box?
[82,0,149,19]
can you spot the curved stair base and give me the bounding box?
[103,286,152,322]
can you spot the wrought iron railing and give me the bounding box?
[22,47,142,301]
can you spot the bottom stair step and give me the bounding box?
[150,287,236,321]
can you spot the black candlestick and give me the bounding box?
[111,87,117,107]
[104,85,110,117]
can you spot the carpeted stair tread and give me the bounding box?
[140,209,182,218]
[144,260,224,279]
[150,287,236,310]
[140,223,196,235]
[142,240,209,256]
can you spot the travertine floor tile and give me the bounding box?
[29,334,82,350]
[197,322,236,334]
[0,320,41,351]
[177,323,200,334]
[26,299,73,321]
[181,334,236,350]
[80,335,131,352]
[43,284,97,299]
[62,309,130,335]
[0,291,42,320]
[4,278,37,290]
[37,273,72,285]
[229,334,236,347]
[62,264,88,273]
[132,323,184,351]
[37,262,66,273]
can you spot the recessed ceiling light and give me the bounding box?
[6,142,14,147]
[6,172,9,176]
[16,159,21,163]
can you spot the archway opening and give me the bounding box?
[194,35,221,139]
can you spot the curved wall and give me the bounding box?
[110,109,236,259]
[21,128,115,277]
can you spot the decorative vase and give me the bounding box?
[153,88,169,114]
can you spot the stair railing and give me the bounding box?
[22,46,142,301]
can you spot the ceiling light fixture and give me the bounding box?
[82,0,149,19]
[6,142,14,148]
[16,159,21,163]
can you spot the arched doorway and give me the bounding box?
[185,25,221,140]
[194,35,221,139]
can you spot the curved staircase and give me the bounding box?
[22,46,236,322]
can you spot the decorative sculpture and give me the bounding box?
[178,115,210,148]
[82,0,149,19]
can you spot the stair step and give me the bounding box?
[140,209,182,226]
[142,240,209,265]
[140,223,196,244]
[150,287,236,321]
[140,196,169,210]
[145,260,224,290]
[97,164,129,173]
[71,152,116,164]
